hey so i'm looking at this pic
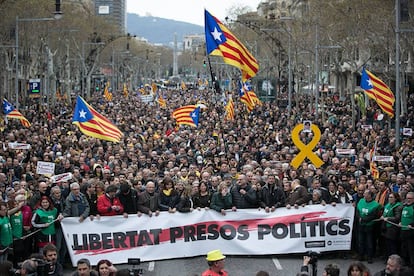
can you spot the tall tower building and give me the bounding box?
[94,0,127,33]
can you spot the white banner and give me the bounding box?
[8,142,31,150]
[373,155,393,162]
[140,94,154,103]
[36,161,55,175]
[50,172,73,183]
[361,125,373,130]
[403,128,412,136]
[61,205,354,266]
[335,149,355,155]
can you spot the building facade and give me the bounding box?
[94,0,127,33]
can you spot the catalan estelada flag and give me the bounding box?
[72,96,123,143]
[2,99,31,127]
[172,105,200,127]
[205,9,259,82]
[157,95,166,108]
[361,68,395,117]
[225,97,235,121]
[239,81,256,112]
[104,82,113,102]
[369,141,379,179]
[181,81,187,91]
[152,83,158,94]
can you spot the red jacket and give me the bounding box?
[97,194,124,216]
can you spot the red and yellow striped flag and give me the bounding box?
[152,83,158,94]
[225,97,235,121]
[2,99,31,127]
[157,95,166,108]
[123,83,129,98]
[369,142,379,179]
[205,10,259,82]
[361,68,395,118]
[172,105,197,127]
[104,82,112,102]
[181,81,187,91]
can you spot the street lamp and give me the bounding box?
[261,16,293,115]
[15,11,62,109]
[314,25,341,121]
[394,0,414,148]
[0,45,17,100]
[277,17,294,116]
[82,42,105,98]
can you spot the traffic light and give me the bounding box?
[400,0,409,22]
[54,0,62,17]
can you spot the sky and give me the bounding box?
[126,0,262,26]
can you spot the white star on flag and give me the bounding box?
[211,27,222,42]
[5,105,11,111]
[366,79,373,88]
[191,112,197,118]
[79,109,87,118]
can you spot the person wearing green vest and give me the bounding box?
[0,201,12,262]
[31,195,63,252]
[356,189,382,263]
[9,194,28,266]
[400,191,414,269]
[380,192,403,259]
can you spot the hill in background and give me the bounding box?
[127,13,204,46]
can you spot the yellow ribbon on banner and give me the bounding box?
[290,123,324,169]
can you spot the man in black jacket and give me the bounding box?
[230,174,257,211]
[117,181,138,216]
[259,174,285,212]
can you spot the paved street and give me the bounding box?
[64,253,386,275]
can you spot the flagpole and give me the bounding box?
[395,0,401,148]
[205,54,217,93]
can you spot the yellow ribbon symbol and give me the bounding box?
[290,123,324,169]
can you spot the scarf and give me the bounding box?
[163,188,173,196]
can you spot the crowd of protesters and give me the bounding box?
[0,84,414,275]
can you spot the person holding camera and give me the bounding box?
[299,255,340,276]
[298,255,312,275]
[42,243,63,276]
